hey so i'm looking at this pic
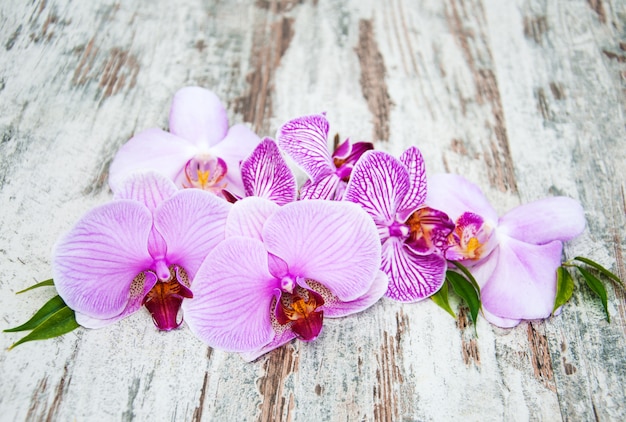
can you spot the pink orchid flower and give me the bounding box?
[344,148,455,302]
[52,172,230,330]
[277,113,373,200]
[426,174,586,327]
[109,87,260,197]
[182,199,388,361]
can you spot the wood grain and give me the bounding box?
[1,0,624,420]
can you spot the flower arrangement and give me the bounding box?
[5,87,623,358]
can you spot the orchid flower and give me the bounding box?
[109,87,260,197]
[182,199,388,361]
[52,172,230,330]
[426,174,586,327]
[344,148,455,302]
[238,138,297,205]
[277,113,373,200]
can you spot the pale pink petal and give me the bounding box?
[481,307,522,328]
[299,173,340,200]
[113,172,178,212]
[381,237,447,302]
[426,174,498,224]
[210,124,262,197]
[478,236,563,321]
[498,197,585,244]
[182,237,279,352]
[277,114,334,179]
[397,147,427,218]
[241,138,296,205]
[168,86,229,148]
[344,151,410,225]
[109,128,197,192]
[154,189,231,278]
[225,197,279,240]
[262,201,381,301]
[52,201,154,319]
[323,271,388,317]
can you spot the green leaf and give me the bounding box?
[446,270,481,329]
[577,266,610,323]
[574,256,624,288]
[553,266,575,315]
[431,280,456,319]
[8,306,79,350]
[4,295,67,332]
[450,261,481,293]
[16,279,54,294]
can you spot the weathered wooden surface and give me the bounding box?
[1,0,625,420]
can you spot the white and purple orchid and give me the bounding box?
[344,148,455,302]
[277,113,373,200]
[182,199,388,360]
[109,87,260,197]
[426,174,586,327]
[52,172,231,330]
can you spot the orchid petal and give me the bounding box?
[397,147,427,218]
[52,201,154,319]
[344,151,410,225]
[323,271,388,317]
[210,124,262,197]
[182,237,278,352]
[498,197,585,244]
[168,86,229,148]
[299,173,340,200]
[277,114,334,179]
[381,237,447,302]
[239,329,297,362]
[108,129,197,193]
[476,236,563,321]
[426,174,498,224]
[154,189,231,278]
[481,307,522,328]
[241,138,296,205]
[263,201,381,301]
[113,172,178,212]
[225,197,279,240]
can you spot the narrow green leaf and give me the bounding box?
[553,266,575,315]
[4,295,67,332]
[8,306,79,350]
[16,279,54,294]
[431,280,456,319]
[577,266,610,323]
[574,256,624,288]
[446,270,481,328]
[450,261,481,293]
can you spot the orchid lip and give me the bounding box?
[143,265,193,331]
[183,155,228,192]
[274,285,325,342]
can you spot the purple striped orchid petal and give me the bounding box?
[109,128,197,193]
[52,201,154,319]
[397,147,427,219]
[183,237,279,352]
[344,151,411,225]
[154,189,230,279]
[114,172,179,212]
[225,197,279,240]
[241,138,297,205]
[475,236,563,323]
[381,238,447,302]
[277,114,334,180]
[322,270,388,317]
[168,86,229,148]
[262,201,381,302]
[498,197,585,245]
[299,173,340,200]
[332,139,374,174]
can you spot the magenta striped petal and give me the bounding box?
[381,237,447,302]
[182,237,279,352]
[52,201,154,319]
[225,197,279,240]
[168,86,229,148]
[299,173,340,200]
[344,151,410,225]
[241,138,296,205]
[397,147,427,218]
[277,114,334,179]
